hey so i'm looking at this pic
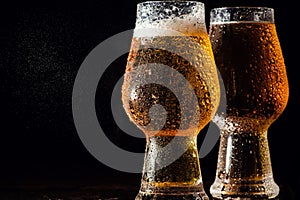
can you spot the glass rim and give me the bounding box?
[138,0,204,5]
[135,0,206,33]
[210,6,274,11]
[210,6,274,23]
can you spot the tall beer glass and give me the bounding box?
[209,7,289,199]
[121,1,220,199]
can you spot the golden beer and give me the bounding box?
[121,1,220,199]
[122,34,219,137]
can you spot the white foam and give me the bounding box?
[134,18,207,37]
[134,1,206,37]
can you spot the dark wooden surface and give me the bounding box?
[0,179,295,200]
[0,187,294,200]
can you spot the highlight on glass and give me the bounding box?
[121,1,220,199]
[209,6,289,199]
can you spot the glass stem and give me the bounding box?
[210,130,279,198]
[136,135,208,200]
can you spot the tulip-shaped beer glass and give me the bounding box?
[209,7,289,199]
[121,1,220,199]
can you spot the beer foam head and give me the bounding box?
[134,1,206,37]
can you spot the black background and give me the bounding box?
[0,0,298,199]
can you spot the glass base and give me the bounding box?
[135,191,209,200]
[210,177,280,199]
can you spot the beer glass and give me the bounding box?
[121,1,220,199]
[209,7,289,199]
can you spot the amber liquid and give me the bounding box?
[209,21,289,198]
[210,22,289,129]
